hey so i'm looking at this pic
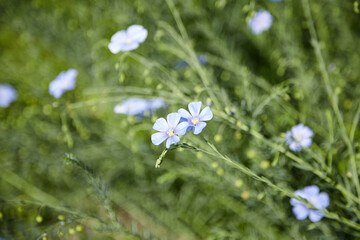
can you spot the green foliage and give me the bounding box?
[1,0,360,239]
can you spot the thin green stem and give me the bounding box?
[302,0,360,202]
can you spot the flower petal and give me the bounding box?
[289,142,301,152]
[175,122,189,136]
[167,112,181,128]
[317,192,330,208]
[193,122,207,135]
[300,138,312,149]
[166,135,180,148]
[114,104,126,114]
[153,118,168,131]
[290,197,302,207]
[302,126,313,138]
[119,42,140,52]
[285,131,292,145]
[110,30,127,42]
[108,41,124,54]
[151,132,168,146]
[308,210,324,222]
[302,186,319,197]
[127,25,148,43]
[199,106,213,121]
[188,101,202,116]
[292,204,309,220]
[178,108,192,120]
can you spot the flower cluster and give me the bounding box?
[49,69,78,98]
[114,98,165,117]
[151,101,213,148]
[0,84,17,108]
[248,10,273,35]
[290,186,329,222]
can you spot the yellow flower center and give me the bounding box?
[192,118,199,125]
[295,136,302,142]
[125,38,133,44]
[168,129,175,137]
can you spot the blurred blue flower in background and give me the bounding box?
[0,84,17,107]
[151,112,189,148]
[114,98,165,117]
[290,186,329,222]
[148,98,166,112]
[49,69,78,98]
[114,98,149,116]
[174,55,207,68]
[178,101,213,134]
[286,123,313,152]
[248,10,273,35]
[108,25,148,53]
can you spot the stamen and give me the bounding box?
[167,129,175,137]
[191,118,199,125]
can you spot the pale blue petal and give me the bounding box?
[309,210,324,222]
[153,118,168,131]
[291,124,304,139]
[248,10,273,35]
[290,197,302,207]
[149,98,165,111]
[151,132,168,146]
[300,138,312,148]
[110,30,127,42]
[175,122,189,136]
[119,42,140,52]
[178,108,192,120]
[303,186,319,198]
[193,122,207,135]
[292,204,309,220]
[289,142,301,152]
[167,112,180,128]
[166,135,180,148]
[285,131,292,144]
[108,41,124,54]
[127,25,147,43]
[294,190,308,200]
[302,126,314,138]
[317,192,330,208]
[0,84,17,107]
[115,98,148,116]
[188,101,202,116]
[199,106,213,121]
[114,103,126,114]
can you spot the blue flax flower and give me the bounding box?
[108,25,148,53]
[148,98,165,112]
[114,98,149,116]
[178,101,213,134]
[151,112,189,148]
[49,69,78,98]
[0,84,17,108]
[248,10,273,35]
[114,98,165,117]
[286,123,313,152]
[290,186,329,222]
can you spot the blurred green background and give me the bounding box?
[1,0,360,239]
